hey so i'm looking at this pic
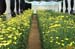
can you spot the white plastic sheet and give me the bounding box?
[31,1,61,13]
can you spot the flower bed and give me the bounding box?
[37,10,75,49]
[0,15,6,21]
[0,9,32,49]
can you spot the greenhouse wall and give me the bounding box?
[32,1,61,13]
[31,0,75,14]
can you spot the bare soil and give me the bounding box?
[28,15,42,49]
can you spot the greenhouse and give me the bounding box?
[0,0,75,49]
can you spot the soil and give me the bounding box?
[28,15,42,49]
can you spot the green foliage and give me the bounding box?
[0,9,32,49]
[0,15,6,21]
[37,10,75,49]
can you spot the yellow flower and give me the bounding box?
[72,41,74,44]
[65,38,69,40]
[8,35,12,38]
[7,48,10,49]
[17,27,20,29]
[13,42,16,44]
[56,41,60,45]
[50,24,61,28]
[55,21,59,23]
[0,38,4,40]
[57,43,60,45]
[56,37,59,39]
[69,41,75,46]
[7,27,12,31]
[61,16,64,18]
[0,43,3,46]
[1,29,6,33]
[1,24,4,26]
[14,36,17,40]
[61,43,64,46]
[8,40,12,44]
[24,23,29,26]
[12,27,16,30]
[61,40,64,42]
[50,40,53,43]
[15,32,19,35]
[69,42,73,46]
[0,35,3,37]
[56,41,59,43]
[50,37,53,39]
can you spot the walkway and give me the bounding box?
[28,15,42,49]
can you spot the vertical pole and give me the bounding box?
[68,0,71,14]
[61,1,63,12]
[73,0,75,13]
[70,0,74,14]
[20,0,23,13]
[14,0,16,14]
[16,0,19,14]
[0,0,6,15]
[5,0,12,20]
[65,0,68,13]
[10,0,16,17]
[63,0,66,13]
[58,1,62,12]
[19,0,20,14]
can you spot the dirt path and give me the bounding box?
[28,15,42,49]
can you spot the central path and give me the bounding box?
[28,15,42,49]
